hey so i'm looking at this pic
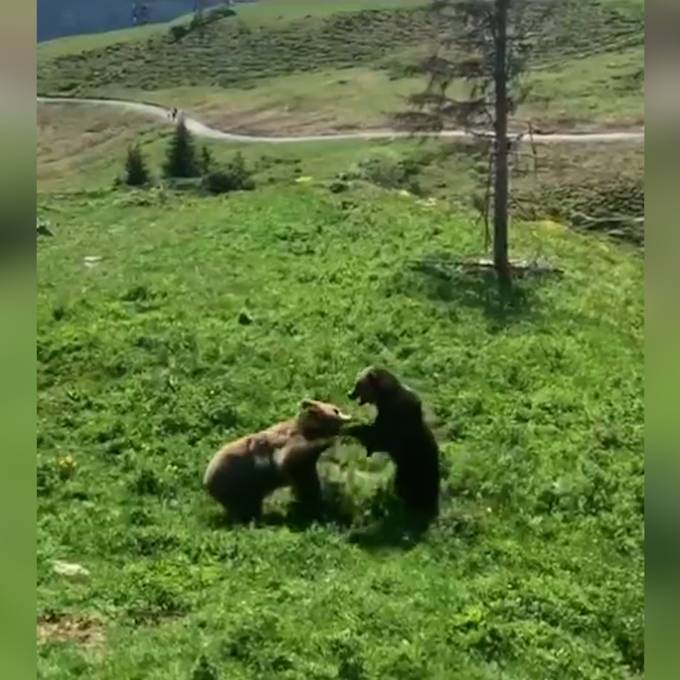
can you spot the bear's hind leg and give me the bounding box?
[227,495,264,525]
[291,466,323,517]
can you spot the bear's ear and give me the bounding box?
[366,367,380,385]
[300,399,315,410]
[357,365,376,383]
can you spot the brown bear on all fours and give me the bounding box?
[345,367,440,520]
[203,399,352,522]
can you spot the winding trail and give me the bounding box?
[38,95,644,145]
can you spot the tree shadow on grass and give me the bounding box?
[402,255,561,331]
[206,481,435,551]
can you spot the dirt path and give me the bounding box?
[37,95,644,145]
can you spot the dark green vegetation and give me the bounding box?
[38,0,643,95]
[128,119,256,192]
[38,183,642,678]
[203,152,256,194]
[169,5,237,43]
[164,119,201,178]
[123,144,150,187]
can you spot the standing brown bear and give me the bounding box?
[204,399,352,522]
[345,367,440,520]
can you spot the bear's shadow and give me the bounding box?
[346,498,434,552]
[207,481,432,551]
[206,479,356,532]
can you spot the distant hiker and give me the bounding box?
[170,107,178,121]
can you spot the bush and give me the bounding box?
[206,6,236,22]
[345,155,422,194]
[329,179,349,194]
[169,24,190,42]
[190,6,236,31]
[163,119,200,179]
[124,144,150,187]
[203,153,255,194]
[170,6,235,41]
[201,145,214,174]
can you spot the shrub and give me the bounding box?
[169,25,190,42]
[203,153,255,194]
[163,119,200,179]
[190,6,235,32]
[124,144,150,187]
[346,155,422,194]
[329,179,349,194]
[201,145,214,174]
[206,6,236,23]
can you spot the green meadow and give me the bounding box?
[37,1,644,677]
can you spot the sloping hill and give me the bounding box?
[38,185,643,679]
[38,0,643,94]
[37,4,643,676]
[38,0,644,139]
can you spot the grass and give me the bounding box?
[36,0,644,674]
[234,0,427,25]
[37,0,427,59]
[37,104,164,189]
[104,44,642,136]
[37,101,645,247]
[37,182,643,679]
[37,100,422,191]
[522,47,644,130]
[38,0,644,98]
[115,69,423,135]
[36,2,427,65]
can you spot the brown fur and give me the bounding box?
[203,399,351,522]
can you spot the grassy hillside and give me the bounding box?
[38,0,643,96]
[107,45,641,136]
[38,184,642,679]
[37,0,426,59]
[38,104,163,188]
[37,98,644,247]
[37,0,644,153]
[37,2,644,675]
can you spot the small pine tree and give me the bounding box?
[201,145,214,174]
[124,144,150,186]
[163,119,199,178]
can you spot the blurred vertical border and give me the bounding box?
[0,0,36,677]
[646,1,680,678]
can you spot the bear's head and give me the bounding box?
[297,399,352,437]
[347,366,404,406]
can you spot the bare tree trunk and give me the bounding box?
[493,0,511,284]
